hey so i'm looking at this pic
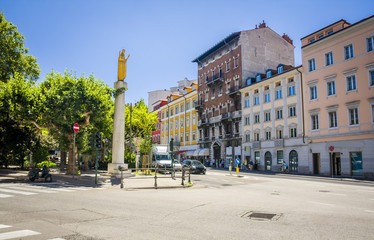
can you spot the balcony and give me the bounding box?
[274,139,284,147]
[211,136,215,141]
[195,99,204,110]
[221,112,232,121]
[201,118,210,125]
[207,74,225,86]
[252,141,261,149]
[228,86,241,98]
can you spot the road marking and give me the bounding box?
[364,210,374,213]
[6,186,57,193]
[0,188,36,195]
[0,230,40,239]
[308,201,334,207]
[47,238,66,240]
[0,193,13,198]
[0,224,11,229]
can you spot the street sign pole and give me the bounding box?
[95,147,98,184]
[170,138,174,179]
[73,131,76,177]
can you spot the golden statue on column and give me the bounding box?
[118,49,130,81]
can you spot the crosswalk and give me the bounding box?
[0,223,67,240]
[0,183,94,199]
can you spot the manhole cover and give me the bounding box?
[242,212,281,221]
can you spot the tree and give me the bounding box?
[35,71,114,174]
[0,12,40,83]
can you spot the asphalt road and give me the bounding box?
[0,169,374,240]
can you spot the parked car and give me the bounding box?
[183,160,206,174]
[173,160,182,172]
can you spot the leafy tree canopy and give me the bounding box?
[0,12,40,83]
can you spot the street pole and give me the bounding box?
[170,138,174,179]
[95,147,98,184]
[73,131,76,177]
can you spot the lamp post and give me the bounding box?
[170,138,174,179]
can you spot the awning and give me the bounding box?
[186,150,195,156]
[199,148,210,156]
[175,150,187,155]
[193,150,200,156]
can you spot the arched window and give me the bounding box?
[289,150,298,172]
[265,151,272,171]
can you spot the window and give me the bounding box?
[309,38,315,43]
[349,107,359,125]
[181,104,184,112]
[278,66,283,74]
[245,116,250,125]
[327,30,333,35]
[255,151,260,164]
[166,111,169,117]
[175,107,178,114]
[289,106,296,117]
[254,96,259,105]
[344,44,354,60]
[254,114,260,124]
[372,104,374,123]
[311,114,319,130]
[277,151,284,164]
[368,36,374,52]
[186,133,189,142]
[265,130,271,140]
[175,120,178,129]
[327,80,336,96]
[256,75,261,82]
[226,62,230,72]
[318,34,324,39]
[245,134,250,142]
[162,112,164,119]
[346,75,357,91]
[193,100,196,108]
[186,116,189,127]
[205,75,209,83]
[219,86,222,95]
[244,99,250,108]
[310,86,317,100]
[276,89,282,100]
[219,67,223,77]
[211,88,215,99]
[192,131,196,141]
[264,112,271,122]
[329,111,337,128]
[186,102,190,110]
[171,109,173,116]
[180,133,183,142]
[254,133,260,141]
[234,57,239,68]
[267,71,272,78]
[170,121,173,129]
[370,70,374,87]
[276,109,283,120]
[193,114,196,125]
[180,118,183,127]
[264,93,270,103]
[325,52,333,66]
[290,127,297,138]
[288,85,295,96]
[226,82,230,93]
[276,129,283,139]
[308,58,316,72]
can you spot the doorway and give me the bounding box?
[265,151,272,171]
[289,150,298,172]
[312,153,320,175]
[330,152,341,176]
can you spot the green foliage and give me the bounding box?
[0,12,40,83]
[124,151,136,168]
[37,161,56,169]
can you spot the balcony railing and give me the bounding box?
[207,74,224,86]
[228,86,240,97]
[221,112,232,121]
[201,118,210,125]
[274,139,284,147]
[195,99,204,109]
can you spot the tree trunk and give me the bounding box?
[66,134,76,175]
[60,151,67,171]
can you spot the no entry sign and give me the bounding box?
[73,123,79,132]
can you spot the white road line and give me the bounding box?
[6,186,57,193]
[0,224,11,229]
[327,193,347,197]
[45,188,75,192]
[48,238,66,240]
[308,201,335,207]
[0,188,36,195]
[0,229,40,239]
[364,210,374,213]
[0,194,13,198]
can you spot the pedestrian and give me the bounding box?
[221,159,224,168]
[254,160,258,170]
[249,160,254,171]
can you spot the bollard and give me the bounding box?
[188,167,191,183]
[120,169,123,189]
[181,167,185,186]
[154,167,158,189]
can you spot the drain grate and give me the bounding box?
[242,212,281,221]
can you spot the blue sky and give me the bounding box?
[1,0,372,106]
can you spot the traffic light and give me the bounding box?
[96,132,102,148]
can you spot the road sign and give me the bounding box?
[235,158,240,164]
[329,146,334,151]
[73,123,79,132]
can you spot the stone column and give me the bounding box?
[108,81,128,174]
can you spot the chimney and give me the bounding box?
[282,33,293,45]
[258,20,266,29]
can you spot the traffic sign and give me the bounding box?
[73,123,79,132]
[235,158,240,164]
[329,146,334,151]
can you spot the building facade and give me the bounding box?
[152,99,168,144]
[192,22,295,166]
[240,65,309,173]
[159,83,199,160]
[301,15,374,178]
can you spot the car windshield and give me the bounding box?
[192,161,203,166]
[155,154,171,160]
[173,160,181,164]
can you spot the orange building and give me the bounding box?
[301,15,374,178]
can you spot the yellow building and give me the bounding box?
[159,83,198,159]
